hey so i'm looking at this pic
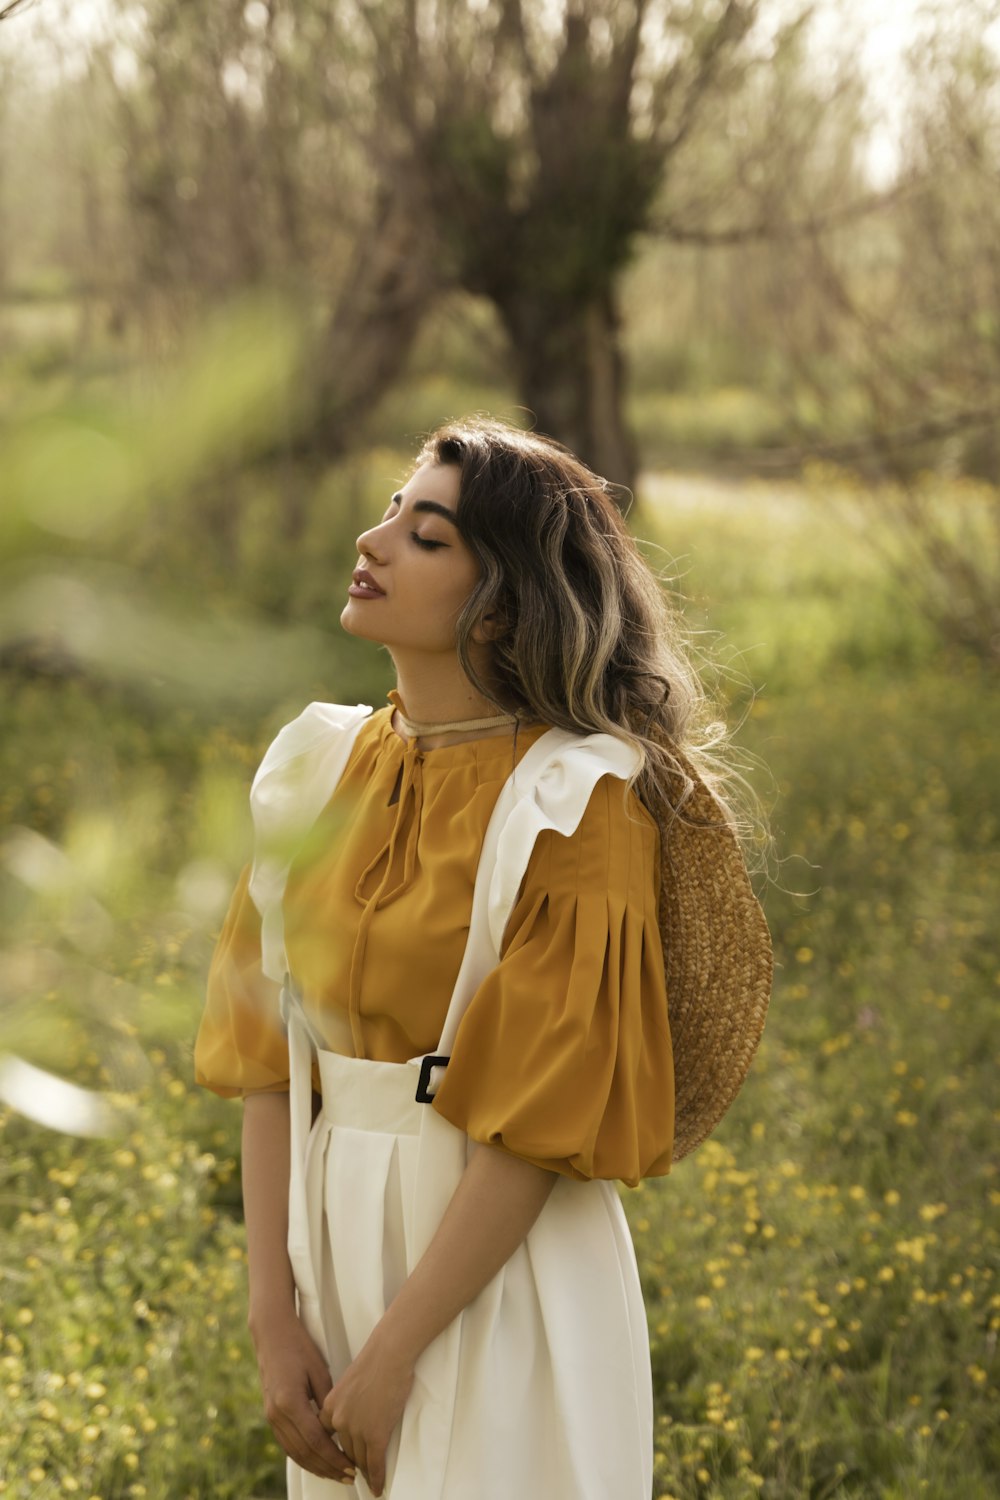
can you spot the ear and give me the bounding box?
[470,610,503,646]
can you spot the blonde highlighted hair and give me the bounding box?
[416,417,760,855]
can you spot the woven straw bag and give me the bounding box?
[641,725,772,1162]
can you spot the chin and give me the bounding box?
[339,601,384,642]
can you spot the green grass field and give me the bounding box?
[1,456,997,1498]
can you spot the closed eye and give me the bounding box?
[377,502,447,550]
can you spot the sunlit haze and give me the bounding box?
[6,0,999,184]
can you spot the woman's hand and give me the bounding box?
[317,1144,553,1493]
[251,1309,358,1486]
[319,1337,415,1497]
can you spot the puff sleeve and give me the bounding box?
[430,775,674,1187]
[193,863,290,1097]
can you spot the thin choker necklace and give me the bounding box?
[393,704,517,739]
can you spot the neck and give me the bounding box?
[389,652,511,748]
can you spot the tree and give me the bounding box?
[95,0,446,481]
[6,0,828,497]
[352,0,773,492]
[760,5,1000,661]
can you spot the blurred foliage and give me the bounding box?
[6,0,998,659]
[1,296,997,1491]
[636,653,1000,1499]
[2,499,997,1495]
[1,3,998,1492]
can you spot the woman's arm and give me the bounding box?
[320,1142,557,1495]
[242,1092,357,1486]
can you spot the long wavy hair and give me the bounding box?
[415,417,761,855]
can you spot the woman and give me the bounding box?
[195,417,768,1499]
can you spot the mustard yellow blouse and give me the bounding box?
[194,701,674,1185]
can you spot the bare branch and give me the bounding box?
[497,0,537,88]
[653,0,757,157]
[652,178,922,246]
[723,405,999,476]
[609,0,648,127]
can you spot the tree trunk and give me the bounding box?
[499,286,638,499]
[263,184,444,544]
[310,186,443,454]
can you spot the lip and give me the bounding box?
[349,567,385,598]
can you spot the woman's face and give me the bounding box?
[341,461,481,655]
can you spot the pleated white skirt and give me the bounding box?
[283,1007,653,1500]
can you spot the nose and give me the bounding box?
[355,519,386,562]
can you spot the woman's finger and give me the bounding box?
[322,1409,356,1467]
[269,1399,356,1484]
[365,1436,387,1497]
[351,1436,371,1495]
[305,1344,335,1407]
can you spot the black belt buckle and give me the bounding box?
[415,1054,449,1104]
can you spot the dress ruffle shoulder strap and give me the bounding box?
[435,727,640,1061]
[248,702,372,984]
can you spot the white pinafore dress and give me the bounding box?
[248,703,655,1500]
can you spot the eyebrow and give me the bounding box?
[390,492,459,526]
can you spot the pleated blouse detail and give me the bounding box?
[194,704,674,1184]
